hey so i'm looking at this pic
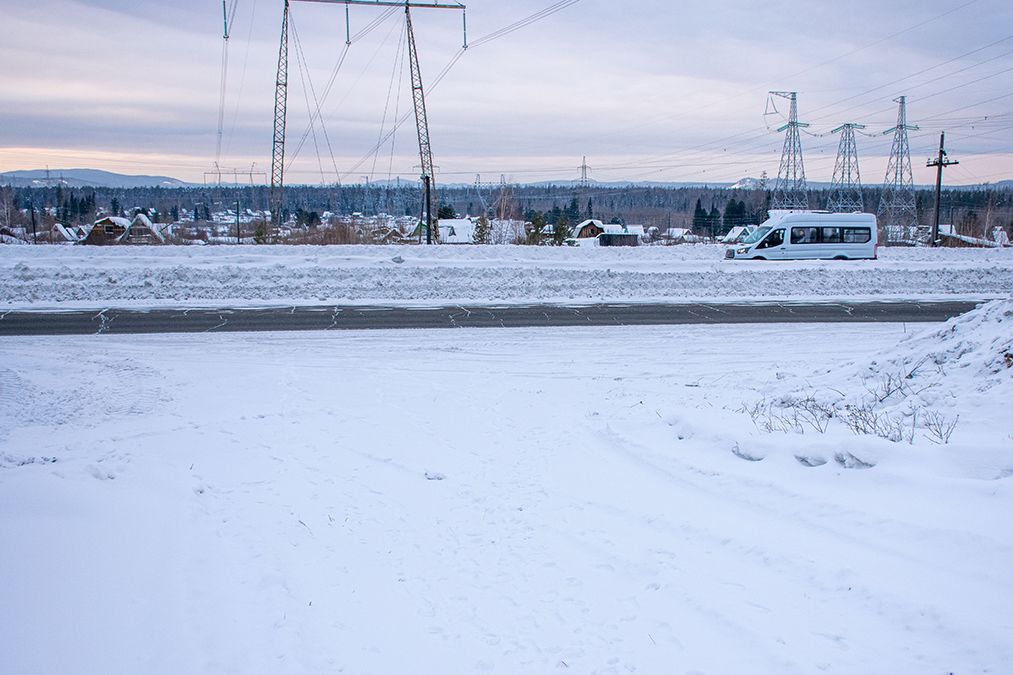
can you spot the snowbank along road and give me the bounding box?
[2,244,1012,308]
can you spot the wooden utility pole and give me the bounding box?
[29,200,38,244]
[927,131,958,247]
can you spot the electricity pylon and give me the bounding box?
[405,5,436,243]
[268,0,290,241]
[473,174,489,217]
[827,123,865,212]
[769,91,809,211]
[578,156,591,188]
[268,0,466,244]
[879,96,921,244]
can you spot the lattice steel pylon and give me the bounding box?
[578,156,591,188]
[405,5,438,243]
[769,91,810,211]
[878,96,922,244]
[827,123,865,212]
[266,0,465,245]
[267,0,290,242]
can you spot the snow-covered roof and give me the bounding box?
[94,216,131,228]
[117,213,165,243]
[601,223,644,236]
[438,218,475,244]
[0,228,28,245]
[719,225,753,243]
[51,223,81,242]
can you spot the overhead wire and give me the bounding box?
[223,0,259,162]
[468,0,582,48]
[289,16,327,184]
[385,25,408,184]
[570,0,992,180]
[214,0,240,167]
[337,0,584,182]
[371,18,408,181]
[286,6,400,169]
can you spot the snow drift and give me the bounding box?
[745,299,1013,476]
[2,244,1013,308]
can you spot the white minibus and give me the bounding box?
[725,211,877,260]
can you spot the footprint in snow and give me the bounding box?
[834,451,875,469]
[795,455,828,467]
[731,443,764,462]
[425,471,446,481]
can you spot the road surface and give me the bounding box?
[0,300,979,336]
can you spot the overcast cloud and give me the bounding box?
[1,0,1011,184]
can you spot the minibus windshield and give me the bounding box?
[741,226,771,245]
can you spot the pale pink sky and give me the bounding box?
[1,0,1011,185]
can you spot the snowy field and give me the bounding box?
[2,303,1011,673]
[3,244,1013,308]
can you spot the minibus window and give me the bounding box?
[790,227,818,244]
[741,226,770,245]
[821,227,842,243]
[756,228,784,249]
[843,227,871,243]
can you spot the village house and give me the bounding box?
[50,223,91,244]
[81,216,130,244]
[572,218,605,239]
[81,214,165,245]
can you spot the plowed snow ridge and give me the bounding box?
[2,244,1013,307]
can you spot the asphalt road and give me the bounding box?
[0,300,980,336]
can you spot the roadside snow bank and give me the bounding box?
[3,244,1013,308]
[744,299,1013,476]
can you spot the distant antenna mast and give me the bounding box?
[578,156,591,188]
[827,123,865,212]
[879,96,921,244]
[769,91,809,210]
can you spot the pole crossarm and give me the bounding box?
[294,1,464,10]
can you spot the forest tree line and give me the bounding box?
[2,182,1011,241]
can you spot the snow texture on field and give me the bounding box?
[2,317,1011,673]
[3,243,1013,308]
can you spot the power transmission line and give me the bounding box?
[879,96,922,244]
[770,91,809,210]
[827,123,865,212]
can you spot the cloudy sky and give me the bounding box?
[1,0,1011,185]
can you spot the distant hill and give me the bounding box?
[0,169,191,189]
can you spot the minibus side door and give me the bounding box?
[754,227,786,259]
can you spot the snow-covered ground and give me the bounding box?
[2,304,1011,673]
[2,244,1013,308]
